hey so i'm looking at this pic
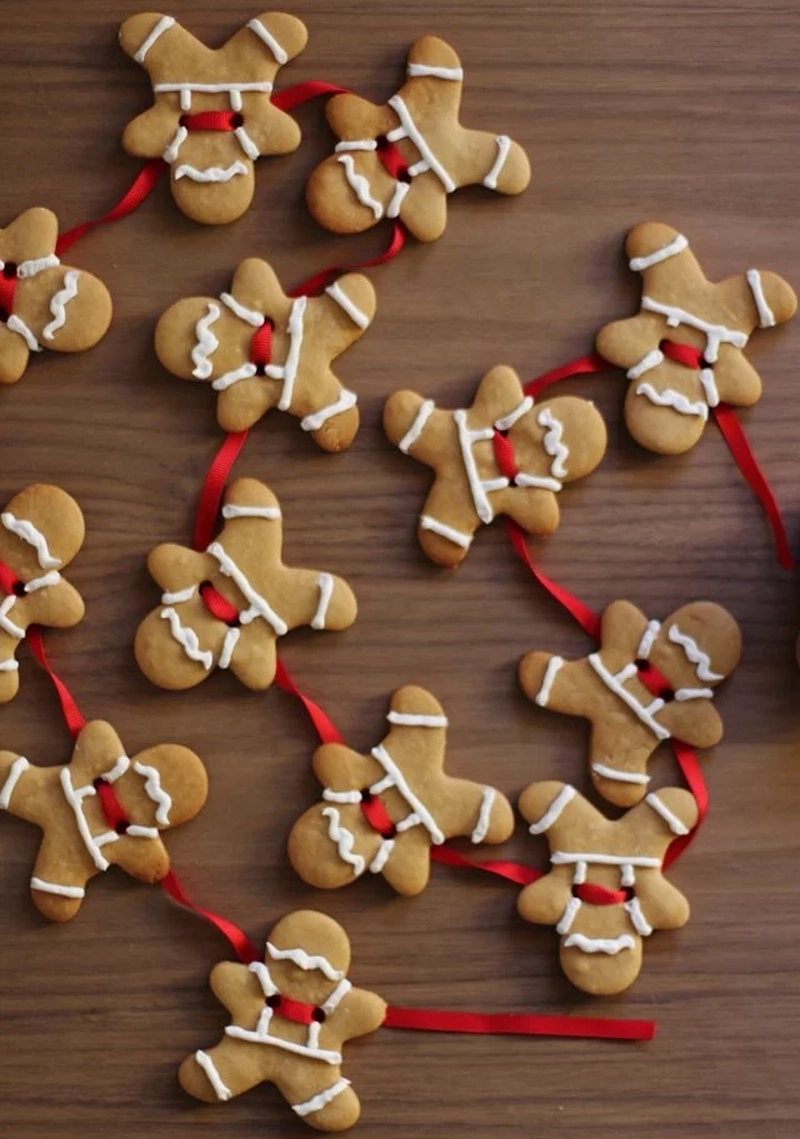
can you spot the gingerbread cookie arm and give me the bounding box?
[0,326,31,385]
[209,959,263,1017]
[325,94,395,143]
[123,104,185,158]
[226,622,278,690]
[312,743,381,791]
[710,348,762,408]
[147,544,215,593]
[519,652,598,718]
[276,566,357,634]
[228,11,308,66]
[438,775,514,845]
[516,867,573,927]
[216,378,278,434]
[633,870,691,930]
[305,274,377,360]
[332,985,388,1042]
[653,697,724,748]
[495,484,560,537]
[105,831,170,883]
[470,364,528,423]
[381,825,433,896]
[740,268,797,327]
[3,207,59,257]
[455,124,531,196]
[518,780,596,849]
[20,579,84,629]
[596,312,666,373]
[0,750,54,824]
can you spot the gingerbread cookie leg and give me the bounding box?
[274,1067,362,1130]
[30,832,91,922]
[180,1036,262,1104]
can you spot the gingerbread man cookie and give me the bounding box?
[306,35,530,242]
[0,720,207,921]
[120,12,308,224]
[0,485,85,703]
[179,910,386,1130]
[288,686,514,896]
[155,259,376,450]
[135,478,357,691]
[0,208,112,384]
[519,600,742,808]
[384,365,607,567]
[517,780,698,995]
[596,222,797,455]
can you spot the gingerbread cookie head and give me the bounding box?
[306,35,530,243]
[0,484,86,704]
[384,365,607,566]
[0,719,208,921]
[0,208,112,384]
[519,599,742,807]
[517,781,698,994]
[154,258,376,449]
[179,910,386,1130]
[288,685,514,895]
[596,222,797,455]
[135,477,357,691]
[119,12,308,225]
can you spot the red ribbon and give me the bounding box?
[506,519,601,640]
[662,740,708,868]
[0,266,17,319]
[25,627,87,739]
[180,111,237,132]
[0,559,19,598]
[193,431,249,552]
[382,1005,654,1042]
[160,869,259,965]
[273,660,345,745]
[289,221,407,298]
[56,159,165,255]
[95,780,130,833]
[524,353,608,398]
[271,81,350,113]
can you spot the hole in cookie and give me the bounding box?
[359,790,397,837]
[312,1007,326,1023]
[2,262,18,279]
[659,688,675,703]
[0,307,9,324]
[376,135,412,182]
[12,581,25,597]
[634,658,649,671]
[267,994,282,1010]
[230,112,245,129]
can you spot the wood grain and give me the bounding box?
[0,2,799,1136]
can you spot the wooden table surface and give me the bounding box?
[1,1,798,1136]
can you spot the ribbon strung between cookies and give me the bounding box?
[521,351,793,569]
[25,627,87,739]
[161,870,654,1042]
[55,159,166,254]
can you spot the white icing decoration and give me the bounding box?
[133,760,173,825]
[42,270,80,341]
[563,933,636,955]
[195,1050,232,1102]
[191,302,220,380]
[0,756,29,809]
[483,135,511,190]
[221,504,281,520]
[218,626,240,670]
[556,896,582,936]
[0,596,24,640]
[746,268,776,328]
[59,769,117,871]
[552,851,661,869]
[6,315,42,351]
[229,90,243,112]
[537,407,569,478]
[155,82,273,97]
[528,784,576,834]
[212,362,258,391]
[300,389,357,433]
[494,397,533,432]
[102,755,130,784]
[454,409,498,524]
[370,743,445,843]
[514,472,562,492]
[471,787,495,844]
[635,382,708,421]
[419,515,473,549]
[387,95,456,192]
[224,1024,341,1065]
[336,155,384,219]
[321,978,351,1015]
[293,1079,351,1118]
[323,788,362,804]
[235,126,260,161]
[133,14,175,62]
[17,254,60,278]
[636,619,661,661]
[24,570,61,592]
[535,656,564,707]
[640,297,748,363]
[265,941,344,981]
[587,653,671,740]
[160,607,213,670]
[667,623,724,681]
[30,877,85,899]
[1,512,61,568]
[0,659,19,672]
[321,806,366,877]
[311,573,334,630]
[163,124,187,163]
[126,825,159,839]
[249,960,279,998]
[573,860,587,885]
[174,162,248,183]
[699,368,720,407]
[220,293,264,327]
[591,762,650,786]
[626,348,664,380]
[325,281,370,329]
[207,542,287,635]
[398,399,435,454]
[674,686,713,701]
[270,296,307,411]
[407,63,464,80]
[621,863,636,887]
[247,17,288,64]
[624,897,653,937]
[161,586,196,605]
[386,181,410,218]
[335,140,377,152]
[629,233,688,272]
[369,838,395,873]
[386,711,448,728]
[645,792,689,835]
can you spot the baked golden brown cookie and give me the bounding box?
[0,208,112,384]
[596,222,797,454]
[384,365,607,566]
[0,484,86,703]
[155,258,376,450]
[519,600,742,807]
[0,719,208,921]
[306,35,530,242]
[288,685,514,895]
[135,477,357,690]
[179,910,386,1130]
[517,780,698,995]
[119,12,308,224]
